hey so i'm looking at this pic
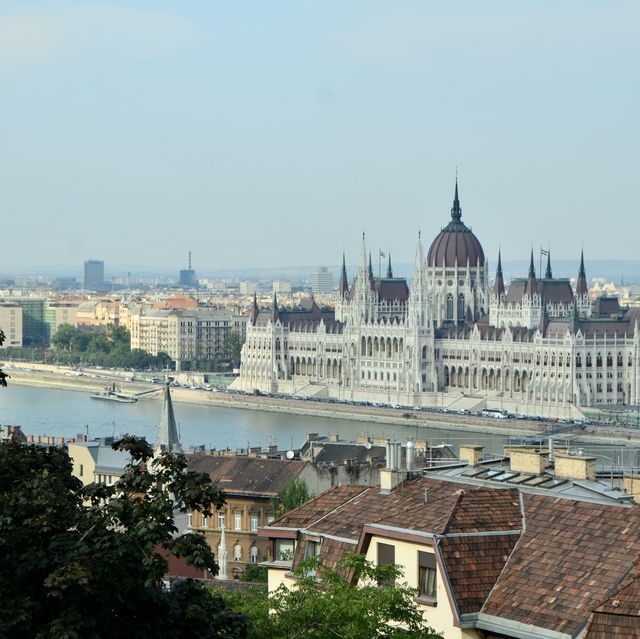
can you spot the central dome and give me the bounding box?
[427,182,485,268]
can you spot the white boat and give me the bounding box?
[90,383,137,404]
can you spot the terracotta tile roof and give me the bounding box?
[441,534,519,615]
[584,562,640,638]
[269,485,369,530]
[482,494,640,636]
[444,488,521,533]
[584,612,640,639]
[187,455,306,497]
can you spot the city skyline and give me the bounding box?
[2,1,639,271]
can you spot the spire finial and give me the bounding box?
[451,175,462,221]
[545,248,553,279]
[386,252,393,278]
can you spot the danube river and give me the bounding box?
[1,385,510,455]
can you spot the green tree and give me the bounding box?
[271,477,312,517]
[0,436,247,639]
[241,564,268,583]
[225,331,244,369]
[229,554,443,639]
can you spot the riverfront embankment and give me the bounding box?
[3,362,640,447]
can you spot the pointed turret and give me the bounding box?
[576,249,588,296]
[545,249,553,279]
[155,383,182,454]
[526,249,538,296]
[217,523,229,580]
[250,292,259,326]
[338,253,349,298]
[386,253,393,278]
[271,292,280,323]
[359,232,367,274]
[368,252,374,284]
[451,178,462,222]
[493,250,505,297]
[569,299,580,333]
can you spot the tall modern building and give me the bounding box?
[311,267,334,294]
[84,260,105,291]
[233,180,640,419]
[179,252,198,288]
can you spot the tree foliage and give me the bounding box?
[225,331,243,369]
[271,477,313,517]
[50,323,171,370]
[0,436,247,639]
[226,554,444,639]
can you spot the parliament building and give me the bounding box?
[232,183,640,418]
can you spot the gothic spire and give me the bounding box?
[251,292,259,326]
[155,383,182,454]
[359,232,367,275]
[386,253,393,278]
[493,250,505,297]
[451,178,462,222]
[368,252,374,284]
[545,249,553,279]
[271,291,280,323]
[526,249,538,296]
[576,249,588,296]
[338,253,349,298]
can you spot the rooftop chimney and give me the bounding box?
[509,448,550,475]
[459,445,484,466]
[555,453,597,481]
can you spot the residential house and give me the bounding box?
[260,470,640,639]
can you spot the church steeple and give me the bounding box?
[526,249,538,296]
[576,249,588,296]
[545,249,553,279]
[493,250,505,297]
[338,253,349,298]
[386,253,393,278]
[155,383,182,454]
[368,252,374,285]
[451,178,462,222]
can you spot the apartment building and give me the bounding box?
[0,303,23,348]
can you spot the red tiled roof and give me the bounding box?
[482,494,640,636]
[441,534,519,615]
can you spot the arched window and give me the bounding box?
[446,294,454,321]
[250,546,258,564]
[457,293,465,321]
[234,544,242,562]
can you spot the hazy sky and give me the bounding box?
[2,0,639,274]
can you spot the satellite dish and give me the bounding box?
[364,442,372,450]
[286,450,295,460]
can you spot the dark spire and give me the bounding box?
[451,178,462,222]
[251,292,259,326]
[368,252,374,285]
[270,291,279,323]
[569,298,580,333]
[338,253,349,298]
[526,249,538,296]
[545,249,553,279]
[493,250,505,297]
[155,383,182,454]
[386,253,393,278]
[576,249,588,296]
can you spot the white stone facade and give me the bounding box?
[233,186,640,418]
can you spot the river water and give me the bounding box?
[1,385,511,456]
